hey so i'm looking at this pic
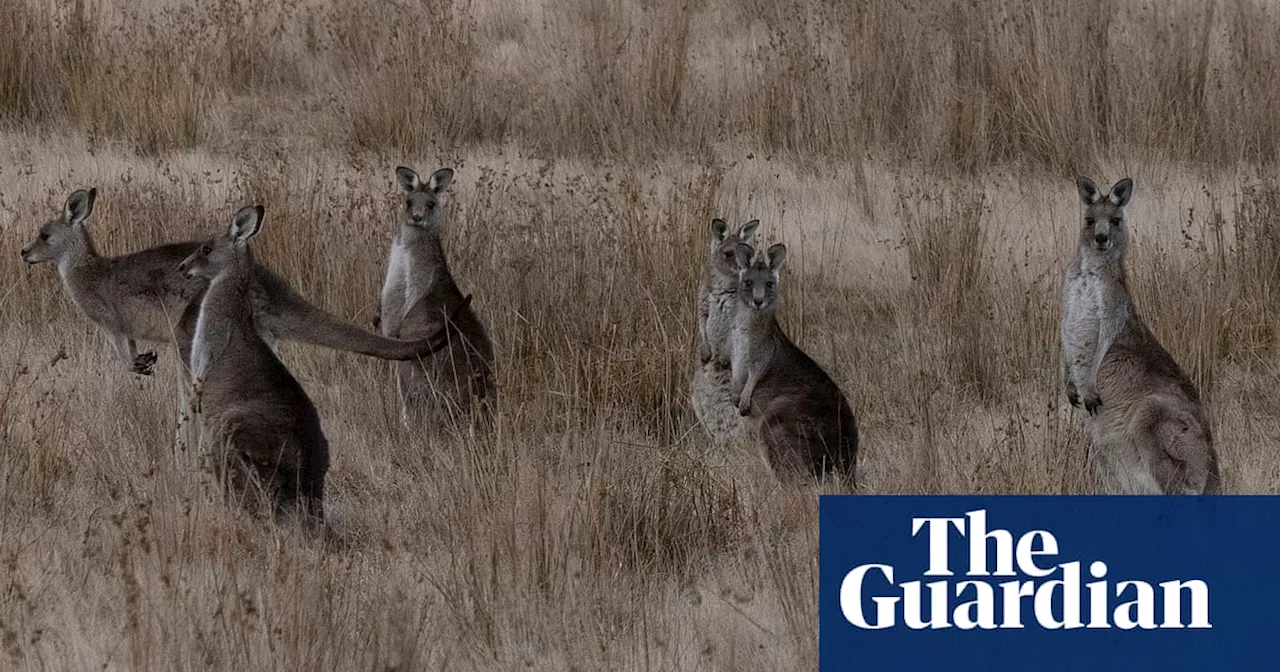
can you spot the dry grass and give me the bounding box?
[6,0,1280,166]
[2,0,1280,669]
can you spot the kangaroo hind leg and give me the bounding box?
[1128,397,1214,495]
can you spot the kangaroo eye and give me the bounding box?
[1110,218,1121,226]
[1085,217,1096,227]
[201,245,212,255]
[766,281,775,289]
[744,280,753,288]
[39,233,50,242]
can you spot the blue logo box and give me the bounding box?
[819,496,1280,671]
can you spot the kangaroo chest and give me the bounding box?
[705,291,737,363]
[379,242,410,335]
[402,261,438,317]
[191,277,243,383]
[1061,270,1103,364]
[382,238,446,330]
[730,313,768,380]
[191,309,231,384]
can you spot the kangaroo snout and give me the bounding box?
[751,285,770,308]
[20,247,34,263]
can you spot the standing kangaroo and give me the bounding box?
[690,218,760,444]
[380,166,495,431]
[1060,177,1220,494]
[730,242,858,486]
[177,206,330,521]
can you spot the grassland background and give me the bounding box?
[2,0,1280,669]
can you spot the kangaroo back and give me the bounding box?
[755,339,860,487]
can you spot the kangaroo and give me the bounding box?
[380,166,496,431]
[176,206,331,521]
[729,242,858,487]
[19,188,449,375]
[1060,177,1220,494]
[690,218,760,444]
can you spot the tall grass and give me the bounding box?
[5,155,1280,670]
[4,0,1280,167]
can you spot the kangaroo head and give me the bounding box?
[734,242,786,312]
[21,188,97,264]
[709,218,760,278]
[395,166,454,233]
[1076,177,1132,260]
[179,205,264,280]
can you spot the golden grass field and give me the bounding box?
[3,0,1280,669]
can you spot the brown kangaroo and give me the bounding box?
[178,206,331,521]
[729,242,858,487]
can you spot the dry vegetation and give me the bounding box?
[2,0,1280,669]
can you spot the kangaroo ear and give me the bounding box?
[427,168,454,194]
[711,218,729,242]
[766,243,787,270]
[734,243,754,270]
[738,219,760,241]
[1076,177,1101,205]
[64,188,97,225]
[229,205,264,243]
[1109,178,1133,207]
[395,166,421,192]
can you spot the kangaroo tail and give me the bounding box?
[1128,396,1217,495]
[254,267,454,361]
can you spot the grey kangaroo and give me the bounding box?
[20,188,448,375]
[730,242,858,486]
[379,166,496,431]
[21,188,450,450]
[1060,177,1220,494]
[690,218,760,444]
[178,206,331,521]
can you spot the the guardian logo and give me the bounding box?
[840,509,1211,631]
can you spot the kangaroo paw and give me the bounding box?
[132,351,158,376]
